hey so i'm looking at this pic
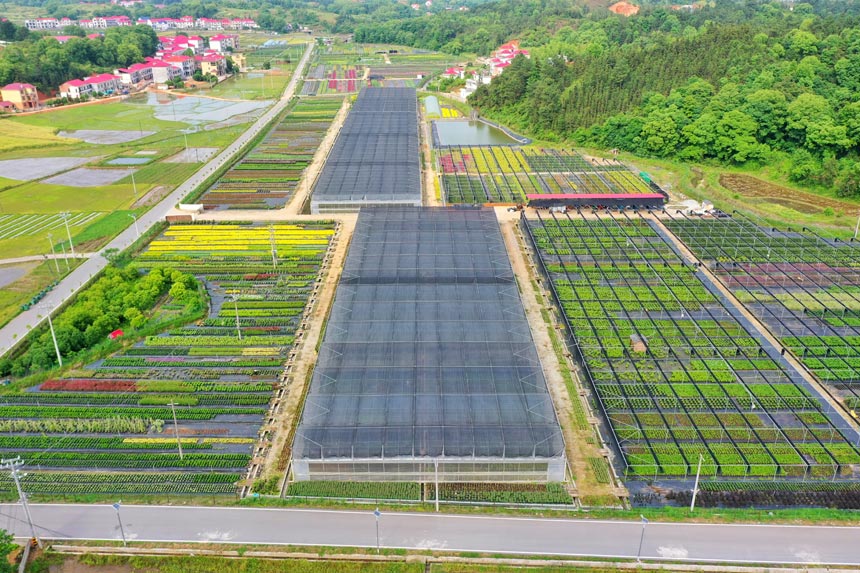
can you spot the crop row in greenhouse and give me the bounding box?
[436,146,653,204]
[664,213,860,428]
[521,210,860,481]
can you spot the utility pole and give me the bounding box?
[233,295,242,341]
[130,171,138,198]
[373,507,381,554]
[434,458,439,512]
[1,457,42,548]
[854,211,860,240]
[636,515,648,563]
[269,226,277,271]
[43,307,62,367]
[112,502,127,546]
[47,233,60,275]
[61,213,74,256]
[689,454,703,512]
[60,243,70,271]
[167,402,184,460]
[128,214,140,238]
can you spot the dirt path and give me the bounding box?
[497,211,621,503]
[255,214,356,489]
[282,97,350,215]
[420,106,442,207]
[649,212,860,436]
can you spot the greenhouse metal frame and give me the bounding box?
[311,87,422,213]
[520,209,860,482]
[292,207,567,482]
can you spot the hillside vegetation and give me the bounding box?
[466,1,860,197]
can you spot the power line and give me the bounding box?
[0,457,42,549]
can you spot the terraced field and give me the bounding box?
[0,222,334,498]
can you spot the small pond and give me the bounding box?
[433,120,518,146]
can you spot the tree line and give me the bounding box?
[0,25,158,93]
[0,266,200,378]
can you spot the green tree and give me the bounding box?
[715,110,766,163]
[787,93,850,152]
[0,529,16,573]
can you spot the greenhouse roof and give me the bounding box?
[293,207,566,465]
[311,87,421,212]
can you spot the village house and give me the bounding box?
[0,83,38,110]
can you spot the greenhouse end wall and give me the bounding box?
[292,207,567,483]
[292,458,566,482]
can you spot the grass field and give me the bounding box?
[0,259,84,328]
[11,100,184,133]
[0,96,264,329]
[578,147,860,238]
[208,70,294,100]
[0,120,75,153]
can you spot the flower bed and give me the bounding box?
[0,222,335,496]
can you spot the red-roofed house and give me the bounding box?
[85,73,122,93]
[195,18,222,30]
[209,34,238,53]
[228,18,258,29]
[187,35,203,49]
[60,73,122,99]
[442,66,464,79]
[0,83,38,110]
[115,62,153,85]
[83,15,132,29]
[50,35,74,44]
[488,40,530,76]
[86,33,102,40]
[24,18,60,30]
[164,55,195,78]
[147,59,182,83]
[195,53,226,76]
[59,78,90,99]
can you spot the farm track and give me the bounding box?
[0,41,316,357]
[263,215,356,490]
[498,214,621,502]
[420,104,442,207]
[720,173,856,216]
[650,212,860,437]
[0,253,93,265]
[282,98,350,216]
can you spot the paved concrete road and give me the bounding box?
[0,42,315,359]
[0,504,858,566]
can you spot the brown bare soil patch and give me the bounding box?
[132,185,172,209]
[719,173,857,215]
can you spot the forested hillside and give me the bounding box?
[467,1,860,196]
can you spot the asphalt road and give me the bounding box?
[0,504,858,565]
[0,41,315,359]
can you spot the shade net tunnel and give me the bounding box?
[310,87,422,213]
[292,207,567,482]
